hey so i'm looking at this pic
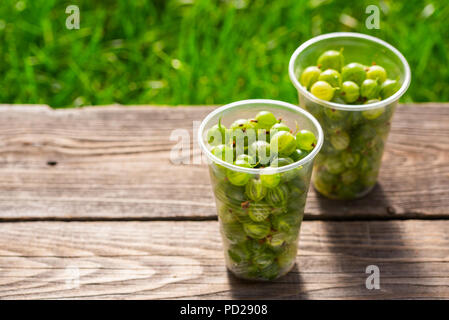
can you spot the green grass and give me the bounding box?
[0,0,448,108]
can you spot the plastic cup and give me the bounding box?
[198,99,323,280]
[289,32,411,200]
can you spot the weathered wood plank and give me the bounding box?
[0,220,448,299]
[0,104,448,220]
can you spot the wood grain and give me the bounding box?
[0,103,448,220]
[0,220,448,299]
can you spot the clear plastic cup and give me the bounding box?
[289,32,411,200]
[198,99,323,280]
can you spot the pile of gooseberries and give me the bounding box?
[298,49,399,199]
[300,49,399,104]
[206,110,317,280]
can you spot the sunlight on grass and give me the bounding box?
[0,0,448,107]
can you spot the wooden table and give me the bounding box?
[0,103,448,299]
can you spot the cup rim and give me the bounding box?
[288,32,411,111]
[198,99,324,174]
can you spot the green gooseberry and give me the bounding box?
[362,106,385,120]
[350,125,377,152]
[207,121,227,146]
[359,156,374,173]
[313,174,334,196]
[340,81,360,103]
[318,69,342,88]
[255,111,278,130]
[226,160,251,186]
[380,79,399,99]
[324,107,345,121]
[300,66,321,89]
[341,169,358,185]
[218,204,238,224]
[341,62,366,86]
[266,184,289,207]
[223,183,247,204]
[310,80,335,101]
[245,178,267,202]
[296,129,317,151]
[366,65,387,83]
[288,183,306,199]
[330,130,350,150]
[211,144,234,163]
[277,244,297,269]
[317,49,344,72]
[270,131,296,157]
[361,79,380,99]
[228,241,252,263]
[236,154,256,166]
[252,249,276,269]
[272,212,301,233]
[230,118,257,131]
[233,206,253,225]
[341,151,360,168]
[222,221,247,243]
[267,231,290,250]
[270,123,290,136]
[290,149,309,162]
[260,171,281,189]
[248,202,272,222]
[316,167,339,185]
[270,157,293,168]
[259,262,280,280]
[243,220,271,239]
[248,140,271,165]
[324,155,345,174]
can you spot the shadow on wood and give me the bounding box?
[226,264,308,299]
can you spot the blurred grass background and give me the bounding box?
[0,0,448,108]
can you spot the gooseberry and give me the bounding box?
[361,79,380,99]
[248,203,271,222]
[270,122,290,136]
[317,49,344,71]
[270,131,296,157]
[362,107,385,120]
[260,170,281,188]
[211,144,234,163]
[300,66,321,89]
[330,130,350,150]
[243,220,271,239]
[296,129,317,151]
[341,62,366,86]
[366,65,387,83]
[324,155,345,174]
[340,81,360,103]
[266,184,289,207]
[310,80,335,101]
[380,79,399,99]
[248,140,271,165]
[289,149,309,162]
[318,69,342,88]
[245,178,267,202]
[226,160,251,186]
[255,111,277,130]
